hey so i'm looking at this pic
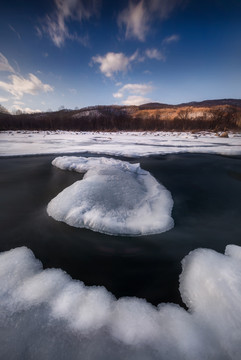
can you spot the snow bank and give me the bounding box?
[1,245,241,359]
[47,156,174,236]
[0,131,241,157]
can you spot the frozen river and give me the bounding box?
[1,152,241,306]
[1,130,241,358]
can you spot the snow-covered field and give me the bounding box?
[0,130,241,157]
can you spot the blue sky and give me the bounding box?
[0,0,241,113]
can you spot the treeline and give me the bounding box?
[0,106,240,132]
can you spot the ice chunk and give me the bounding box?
[47,156,174,236]
[1,245,241,359]
[225,244,241,261]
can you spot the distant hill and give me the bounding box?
[1,99,241,132]
[177,99,241,108]
[139,102,172,110]
[139,99,241,109]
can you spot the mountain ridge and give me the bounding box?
[1,98,241,132]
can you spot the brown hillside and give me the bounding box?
[132,105,240,122]
[1,101,241,131]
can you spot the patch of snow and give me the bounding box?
[1,245,241,359]
[72,110,103,119]
[47,156,174,236]
[188,111,213,119]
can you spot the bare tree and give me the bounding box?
[177,107,191,121]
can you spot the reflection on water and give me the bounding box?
[0,153,241,307]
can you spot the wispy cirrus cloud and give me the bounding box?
[91,51,138,78]
[0,53,15,73]
[68,88,77,94]
[0,73,53,99]
[118,0,184,41]
[145,48,165,61]
[9,24,21,40]
[0,97,9,103]
[40,0,100,47]
[35,26,43,38]
[163,34,180,44]
[118,1,148,41]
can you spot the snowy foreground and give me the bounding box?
[1,131,241,359]
[1,245,241,359]
[0,130,241,157]
[47,156,173,236]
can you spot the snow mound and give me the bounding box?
[47,156,174,236]
[1,245,241,359]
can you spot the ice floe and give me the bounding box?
[0,130,241,157]
[47,156,174,236]
[1,245,241,359]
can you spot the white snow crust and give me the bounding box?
[0,130,241,157]
[47,156,174,236]
[1,245,241,359]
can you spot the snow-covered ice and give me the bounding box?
[47,156,174,236]
[0,130,241,157]
[1,245,241,359]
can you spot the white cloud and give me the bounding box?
[122,95,152,105]
[12,104,41,114]
[0,97,8,103]
[118,0,183,41]
[41,0,100,47]
[163,34,180,44]
[0,73,53,99]
[113,92,123,99]
[0,53,15,73]
[92,51,138,78]
[113,83,153,105]
[114,83,153,98]
[145,48,165,61]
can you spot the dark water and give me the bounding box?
[0,153,241,307]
